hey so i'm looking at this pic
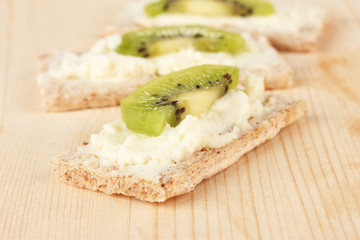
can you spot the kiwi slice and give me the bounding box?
[121,64,239,137]
[115,25,245,58]
[145,0,274,17]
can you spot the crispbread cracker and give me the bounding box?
[38,34,293,112]
[121,0,327,52]
[53,95,307,202]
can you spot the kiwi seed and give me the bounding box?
[175,107,186,115]
[223,73,231,80]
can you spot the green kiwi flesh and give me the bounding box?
[115,25,245,57]
[120,65,239,137]
[145,0,274,17]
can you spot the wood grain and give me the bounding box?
[1,0,360,239]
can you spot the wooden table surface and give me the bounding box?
[1,0,360,239]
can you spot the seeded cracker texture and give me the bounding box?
[53,95,307,202]
[37,34,292,112]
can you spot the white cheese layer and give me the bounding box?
[40,33,285,84]
[80,76,266,181]
[40,51,155,84]
[133,0,325,41]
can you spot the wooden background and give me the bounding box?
[1,0,360,239]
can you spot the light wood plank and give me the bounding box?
[0,0,11,132]
[1,0,360,239]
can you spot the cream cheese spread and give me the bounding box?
[79,76,266,181]
[40,32,284,84]
[41,51,155,84]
